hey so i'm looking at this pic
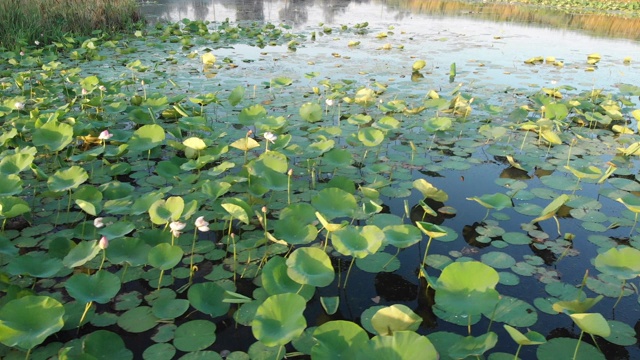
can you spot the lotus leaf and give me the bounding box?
[252,293,307,347]
[0,296,64,350]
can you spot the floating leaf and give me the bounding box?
[371,304,422,336]
[286,247,335,287]
[311,320,368,359]
[0,296,64,351]
[252,293,306,347]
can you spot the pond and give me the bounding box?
[1,0,640,359]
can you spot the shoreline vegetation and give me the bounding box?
[0,0,141,51]
[2,0,640,52]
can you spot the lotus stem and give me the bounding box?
[482,208,490,222]
[613,279,627,309]
[467,314,472,335]
[589,333,603,353]
[157,269,164,290]
[79,301,92,329]
[421,236,434,268]
[572,331,584,360]
[382,247,401,269]
[188,228,198,284]
[520,130,529,151]
[514,344,522,360]
[98,250,106,272]
[342,257,356,289]
[66,189,72,214]
[630,213,638,237]
[274,345,283,360]
[553,215,561,236]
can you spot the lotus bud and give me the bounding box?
[98,236,109,249]
[98,130,113,140]
[288,169,293,176]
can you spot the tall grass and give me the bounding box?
[0,0,142,50]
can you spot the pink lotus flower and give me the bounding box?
[195,216,210,232]
[98,130,113,140]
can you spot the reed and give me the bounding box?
[0,0,141,50]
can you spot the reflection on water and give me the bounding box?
[141,0,640,39]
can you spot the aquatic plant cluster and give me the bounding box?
[1,17,640,359]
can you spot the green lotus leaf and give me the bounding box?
[383,224,422,248]
[332,225,383,258]
[98,221,135,240]
[73,185,103,216]
[531,194,570,223]
[188,282,231,317]
[423,117,453,132]
[371,304,422,336]
[286,247,335,287]
[0,174,22,196]
[183,137,207,151]
[413,179,448,202]
[6,252,62,278]
[221,197,252,224]
[435,261,500,315]
[262,256,315,301]
[174,320,217,352]
[312,187,357,220]
[32,119,73,152]
[504,325,546,346]
[358,127,385,147]
[300,102,323,122]
[448,332,498,359]
[569,313,611,337]
[467,193,513,210]
[354,88,377,107]
[552,295,603,314]
[616,194,640,213]
[355,331,438,360]
[594,247,640,279]
[273,216,317,245]
[239,104,267,126]
[537,337,604,360]
[415,221,448,238]
[82,330,133,360]
[0,196,30,219]
[148,243,183,270]
[148,196,184,225]
[106,237,150,266]
[311,320,368,360]
[320,296,339,315]
[323,148,353,168]
[63,240,100,268]
[128,124,166,153]
[117,306,158,333]
[252,293,307,347]
[48,166,89,192]
[66,271,121,304]
[230,137,260,151]
[0,296,65,351]
[483,295,537,327]
[0,151,34,175]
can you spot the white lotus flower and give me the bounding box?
[14,102,25,110]
[263,132,277,143]
[94,217,105,228]
[170,221,186,237]
[195,216,210,232]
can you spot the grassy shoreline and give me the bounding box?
[0,0,141,51]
